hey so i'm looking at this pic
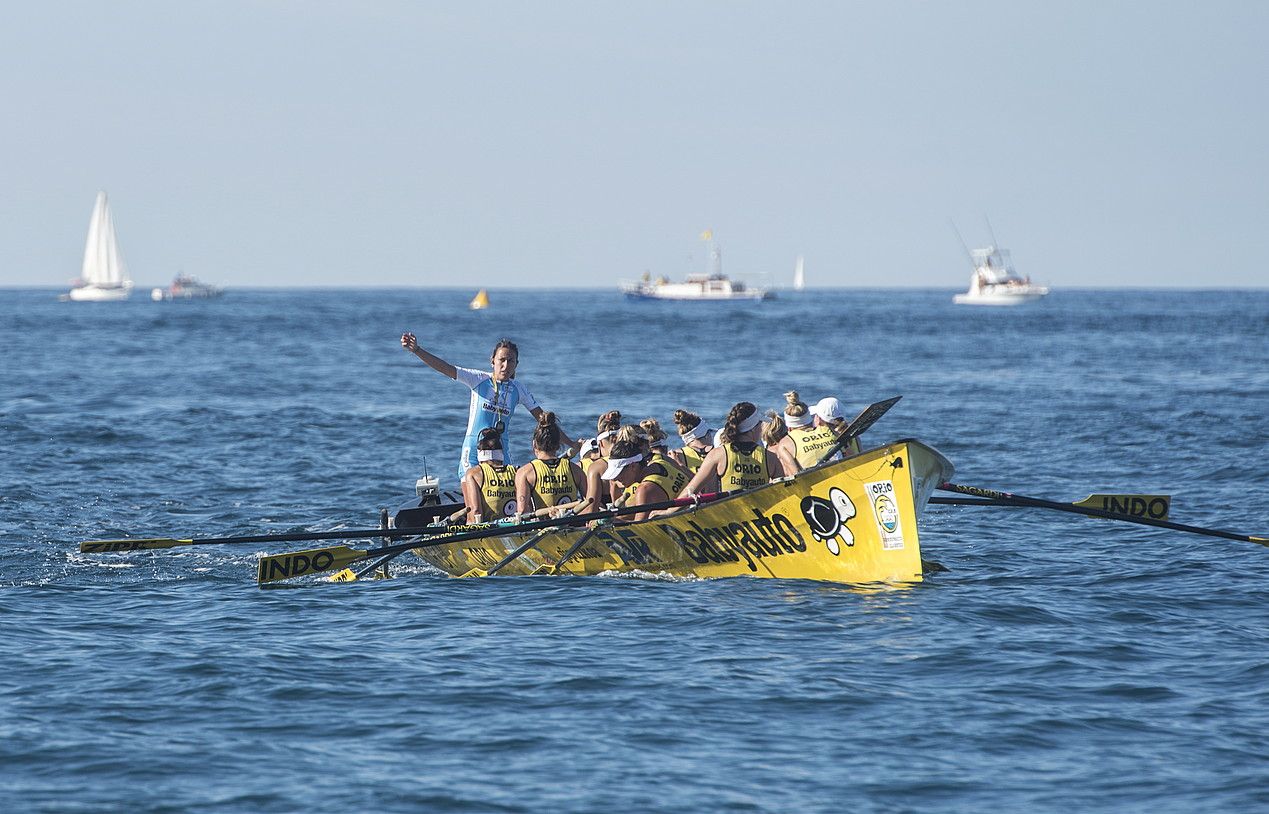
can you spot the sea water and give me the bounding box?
[1,288,1266,813]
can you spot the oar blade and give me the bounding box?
[1074,494,1170,520]
[256,545,366,585]
[80,538,190,553]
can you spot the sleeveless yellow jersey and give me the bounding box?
[529,456,579,508]
[788,424,838,469]
[722,441,769,490]
[477,461,517,518]
[622,461,687,505]
[679,444,711,475]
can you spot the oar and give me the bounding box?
[80,517,514,554]
[329,505,470,583]
[336,500,585,582]
[931,493,1171,520]
[536,495,628,576]
[813,395,902,466]
[257,491,734,585]
[937,482,1267,547]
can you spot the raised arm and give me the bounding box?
[401,332,457,380]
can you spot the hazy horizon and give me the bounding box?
[3,2,1266,290]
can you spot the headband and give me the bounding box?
[737,411,763,434]
[784,411,813,428]
[680,425,714,444]
[600,454,643,481]
[477,449,504,463]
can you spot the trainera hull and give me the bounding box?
[412,439,953,584]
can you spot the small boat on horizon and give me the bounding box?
[952,245,1049,306]
[62,191,134,302]
[151,274,223,301]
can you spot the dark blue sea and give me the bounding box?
[2,288,1266,813]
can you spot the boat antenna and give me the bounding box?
[984,214,1000,252]
[948,219,978,272]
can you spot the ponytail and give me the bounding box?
[783,391,809,419]
[719,401,757,445]
[532,411,561,454]
[639,418,668,450]
[762,410,787,447]
[672,409,701,435]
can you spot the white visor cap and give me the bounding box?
[600,454,642,481]
[813,397,845,422]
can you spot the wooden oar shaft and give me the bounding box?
[938,482,1266,546]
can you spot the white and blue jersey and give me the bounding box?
[454,366,540,481]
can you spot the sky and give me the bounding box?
[2,1,1266,289]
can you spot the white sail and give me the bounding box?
[793,255,805,290]
[80,192,128,287]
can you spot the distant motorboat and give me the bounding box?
[469,289,490,310]
[151,274,223,301]
[952,245,1048,306]
[62,192,133,302]
[621,232,774,301]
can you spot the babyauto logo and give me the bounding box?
[799,488,857,556]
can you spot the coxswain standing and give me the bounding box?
[400,333,574,483]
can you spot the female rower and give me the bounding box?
[516,411,584,515]
[600,437,688,522]
[812,396,861,457]
[578,410,624,513]
[762,411,801,474]
[400,333,574,483]
[639,418,691,483]
[461,428,517,524]
[669,410,715,476]
[680,401,788,496]
[780,391,838,469]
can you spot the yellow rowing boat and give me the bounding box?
[411,439,953,584]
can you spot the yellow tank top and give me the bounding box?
[722,441,769,490]
[788,424,839,469]
[621,461,687,505]
[679,444,710,475]
[478,461,517,518]
[529,457,579,508]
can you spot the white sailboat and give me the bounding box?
[793,255,805,290]
[63,192,133,302]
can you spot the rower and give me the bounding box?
[761,410,801,474]
[400,333,574,483]
[640,418,692,484]
[600,438,687,523]
[780,390,837,469]
[812,397,861,458]
[680,401,788,496]
[461,428,517,524]
[516,411,584,515]
[670,409,716,483]
[579,410,623,514]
